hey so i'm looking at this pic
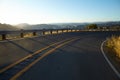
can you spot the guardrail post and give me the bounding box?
[33,32,37,36]
[56,30,59,34]
[61,30,63,33]
[42,31,45,35]
[62,30,64,33]
[50,30,52,34]
[2,34,6,40]
[20,33,24,38]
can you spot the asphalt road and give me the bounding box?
[0,31,120,80]
[0,33,75,67]
[15,31,120,80]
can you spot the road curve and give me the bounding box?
[1,31,120,80]
[17,31,120,80]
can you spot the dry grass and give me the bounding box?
[23,33,33,37]
[0,33,34,40]
[106,36,120,59]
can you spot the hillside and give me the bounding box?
[0,23,19,31]
[16,24,62,30]
[1,21,119,30]
[16,21,120,30]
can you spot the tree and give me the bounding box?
[86,24,98,29]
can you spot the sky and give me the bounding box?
[0,0,120,24]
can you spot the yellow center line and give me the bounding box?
[0,37,75,73]
[10,37,79,80]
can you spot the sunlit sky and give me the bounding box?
[0,0,120,24]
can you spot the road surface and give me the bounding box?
[0,31,120,80]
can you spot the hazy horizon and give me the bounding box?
[0,0,120,25]
[0,20,120,26]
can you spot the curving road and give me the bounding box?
[16,31,120,80]
[0,31,120,80]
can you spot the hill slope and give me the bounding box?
[0,23,19,31]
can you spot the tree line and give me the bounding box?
[85,24,120,30]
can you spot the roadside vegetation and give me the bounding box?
[106,36,120,59]
[0,33,36,40]
[85,24,120,31]
[86,24,98,29]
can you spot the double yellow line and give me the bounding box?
[0,37,79,80]
[0,37,73,73]
[10,37,79,80]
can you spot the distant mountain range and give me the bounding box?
[16,23,62,30]
[0,21,120,31]
[16,21,120,30]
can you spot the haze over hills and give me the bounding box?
[0,21,120,30]
[16,21,120,30]
[0,23,19,31]
[16,23,62,30]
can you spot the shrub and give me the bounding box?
[106,36,120,58]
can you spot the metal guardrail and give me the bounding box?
[0,29,80,40]
[0,29,119,40]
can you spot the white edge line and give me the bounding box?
[101,40,120,79]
